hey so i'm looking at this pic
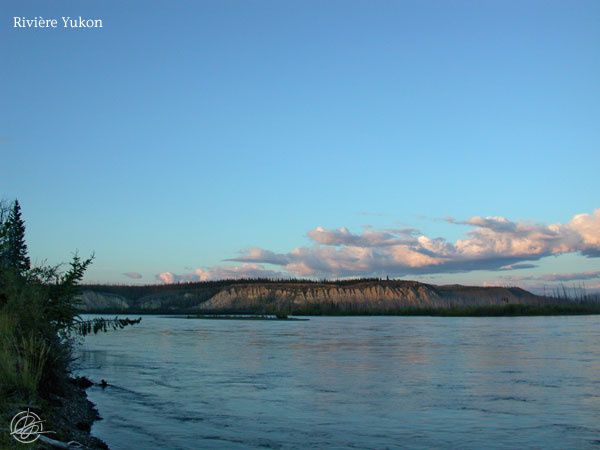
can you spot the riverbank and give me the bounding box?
[291,303,600,316]
[42,376,108,449]
[0,376,107,449]
[85,302,600,317]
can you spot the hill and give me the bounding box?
[77,279,550,315]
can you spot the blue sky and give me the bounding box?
[1,1,599,290]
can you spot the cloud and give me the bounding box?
[498,263,537,271]
[530,271,600,282]
[484,271,600,294]
[306,226,418,247]
[156,263,287,284]
[157,272,177,284]
[123,272,143,279]
[492,270,600,284]
[226,209,600,278]
[448,216,518,233]
[226,247,291,265]
[569,210,600,256]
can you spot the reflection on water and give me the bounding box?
[76,316,600,449]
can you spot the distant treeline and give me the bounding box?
[543,284,600,304]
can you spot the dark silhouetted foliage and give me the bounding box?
[73,316,142,336]
[0,198,141,420]
[0,200,30,275]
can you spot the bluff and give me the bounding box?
[77,279,544,314]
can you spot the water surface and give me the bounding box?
[76,316,600,449]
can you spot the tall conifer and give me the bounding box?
[3,200,31,274]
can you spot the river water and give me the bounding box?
[76,315,600,449]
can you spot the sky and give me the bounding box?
[1,1,599,292]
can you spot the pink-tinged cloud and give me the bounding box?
[227,209,600,278]
[569,210,600,256]
[156,263,286,284]
[157,272,176,284]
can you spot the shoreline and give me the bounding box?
[41,376,108,449]
[81,303,600,317]
[0,375,107,449]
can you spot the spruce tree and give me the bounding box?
[3,200,31,274]
[0,201,8,269]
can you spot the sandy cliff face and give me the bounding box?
[202,283,440,309]
[78,291,130,311]
[78,280,543,313]
[197,282,541,313]
[78,285,220,312]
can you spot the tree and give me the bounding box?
[1,200,31,274]
[0,200,10,269]
[0,198,141,404]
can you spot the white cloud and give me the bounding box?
[569,210,600,256]
[227,209,600,278]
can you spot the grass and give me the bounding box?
[0,311,51,449]
[0,314,49,400]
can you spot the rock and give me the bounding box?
[70,376,93,389]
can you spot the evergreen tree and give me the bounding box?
[2,200,31,274]
[0,201,8,269]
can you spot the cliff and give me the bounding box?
[77,279,544,314]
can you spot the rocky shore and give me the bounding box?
[33,377,107,450]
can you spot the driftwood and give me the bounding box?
[2,418,85,448]
[38,434,84,449]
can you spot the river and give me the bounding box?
[76,315,600,449]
